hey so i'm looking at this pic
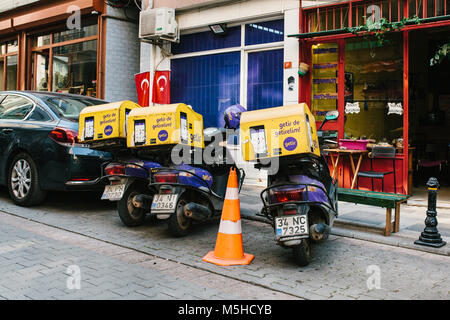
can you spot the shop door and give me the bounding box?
[246,49,283,111]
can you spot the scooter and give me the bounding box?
[99,151,163,227]
[146,127,245,237]
[258,110,339,266]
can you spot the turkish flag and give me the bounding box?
[135,72,150,106]
[152,70,170,104]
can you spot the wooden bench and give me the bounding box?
[337,188,410,236]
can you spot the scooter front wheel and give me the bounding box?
[292,239,312,266]
[117,183,147,227]
[168,198,192,237]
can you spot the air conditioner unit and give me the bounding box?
[139,7,179,43]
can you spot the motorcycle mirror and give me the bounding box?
[325,110,339,121]
[318,110,339,131]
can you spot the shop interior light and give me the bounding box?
[209,24,227,36]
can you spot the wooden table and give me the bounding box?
[324,149,369,189]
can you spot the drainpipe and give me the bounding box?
[143,0,154,10]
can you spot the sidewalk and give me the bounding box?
[239,184,450,257]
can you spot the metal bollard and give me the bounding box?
[414,177,447,248]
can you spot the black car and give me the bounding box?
[0,91,112,206]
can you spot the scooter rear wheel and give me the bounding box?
[293,239,312,266]
[168,198,192,237]
[117,183,147,227]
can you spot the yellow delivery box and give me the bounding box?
[240,103,320,161]
[127,103,204,149]
[79,100,140,149]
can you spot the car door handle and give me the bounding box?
[1,129,13,134]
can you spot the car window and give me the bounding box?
[35,94,107,120]
[0,95,34,120]
[27,106,52,122]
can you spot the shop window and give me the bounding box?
[306,6,350,32]
[6,55,17,90]
[307,11,319,32]
[171,26,241,55]
[344,33,403,143]
[33,50,50,91]
[6,39,18,53]
[310,42,339,122]
[30,20,98,96]
[0,39,18,91]
[391,0,400,21]
[245,19,284,46]
[53,22,97,43]
[52,40,97,97]
[31,34,51,47]
[0,57,4,91]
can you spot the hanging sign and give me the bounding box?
[345,102,360,114]
[387,102,403,115]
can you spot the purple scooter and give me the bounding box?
[259,111,339,266]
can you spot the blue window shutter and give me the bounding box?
[245,20,284,46]
[171,27,241,55]
[171,51,240,128]
[247,49,284,111]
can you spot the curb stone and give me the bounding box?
[240,210,450,257]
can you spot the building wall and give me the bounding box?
[0,0,39,13]
[104,7,140,102]
[153,0,235,10]
[146,0,300,93]
[175,0,298,31]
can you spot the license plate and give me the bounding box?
[101,184,125,201]
[275,215,309,239]
[151,194,178,213]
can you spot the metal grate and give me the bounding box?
[303,0,449,33]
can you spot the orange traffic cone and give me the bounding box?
[202,167,254,266]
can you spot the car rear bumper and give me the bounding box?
[65,177,102,187]
[39,145,112,191]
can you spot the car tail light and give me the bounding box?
[270,188,304,203]
[105,163,125,176]
[49,127,79,146]
[154,172,178,183]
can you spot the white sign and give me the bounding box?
[387,102,403,115]
[250,128,267,154]
[345,102,360,114]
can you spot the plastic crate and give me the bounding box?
[339,139,368,150]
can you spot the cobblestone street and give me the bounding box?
[0,188,448,300]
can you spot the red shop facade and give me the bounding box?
[293,0,450,195]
